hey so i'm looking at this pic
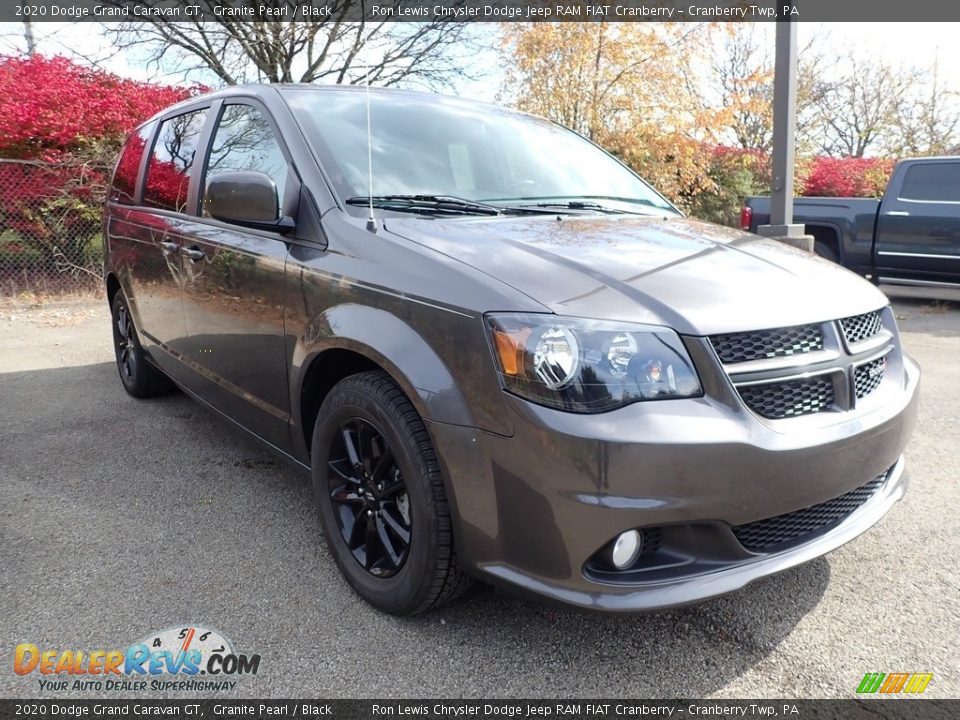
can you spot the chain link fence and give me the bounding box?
[0,158,105,297]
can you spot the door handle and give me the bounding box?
[159,241,179,256]
[181,246,206,262]
[884,211,910,217]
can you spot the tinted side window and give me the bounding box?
[110,122,154,205]
[899,163,960,202]
[203,104,288,215]
[143,109,208,213]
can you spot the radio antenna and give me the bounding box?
[365,78,377,233]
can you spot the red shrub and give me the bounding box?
[0,55,197,161]
[802,156,895,198]
[0,55,201,267]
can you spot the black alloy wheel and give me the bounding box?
[110,292,173,398]
[311,371,471,614]
[327,417,412,577]
[115,301,138,382]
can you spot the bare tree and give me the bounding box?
[706,25,829,153]
[812,53,916,158]
[890,59,960,156]
[22,20,35,54]
[709,26,772,151]
[103,3,484,88]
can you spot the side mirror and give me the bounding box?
[204,171,294,233]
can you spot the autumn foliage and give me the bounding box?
[0,55,198,268]
[501,23,900,226]
[0,55,194,161]
[688,150,892,224]
[803,156,894,198]
[502,23,715,211]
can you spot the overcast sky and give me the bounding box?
[1,21,957,101]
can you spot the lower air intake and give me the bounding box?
[732,470,889,552]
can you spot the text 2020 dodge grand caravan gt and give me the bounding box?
[103,85,919,614]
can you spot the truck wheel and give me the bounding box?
[814,242,839,264]
[111,293,174,398]
[311,371,471,615]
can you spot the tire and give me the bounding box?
[311,371,471,615]
[111,292,174,398]
[813,241,839,264]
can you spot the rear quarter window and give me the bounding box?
[898,162,960,202]
[110,122,154,205]
[143,109,208,213]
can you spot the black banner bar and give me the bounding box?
[7,0,960,23]
[0,700,958,720]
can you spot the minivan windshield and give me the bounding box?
[283,88,677,215]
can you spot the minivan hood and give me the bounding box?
[385,214,888,336]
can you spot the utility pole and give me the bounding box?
[757,19,813,251]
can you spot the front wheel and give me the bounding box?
[311,371,471,615]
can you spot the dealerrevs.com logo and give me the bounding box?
[14,626,261,692]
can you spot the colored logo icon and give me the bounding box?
[856,672,933,694]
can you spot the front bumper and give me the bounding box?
[427,353,920,612]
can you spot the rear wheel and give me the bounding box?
[311,371,471,615]
[111,292,173,398]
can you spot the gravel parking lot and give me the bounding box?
[1,288,958,699]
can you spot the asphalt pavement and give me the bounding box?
[1,288,958,699]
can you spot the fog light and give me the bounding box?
[610,530,642,569]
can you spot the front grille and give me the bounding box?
[714,310,894,421]
[855,357,886,399]
[840,310,882,345]
[710,324,823,364]
[732,470,889,552]
[738,375,834,419]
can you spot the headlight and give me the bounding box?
[532,325,580,389]
[487,313,702,413]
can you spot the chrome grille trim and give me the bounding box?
[732,365,839,387]
[719,349,841,377]
[842,328,893,355]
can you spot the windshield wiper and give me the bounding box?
[346,194,563,217]
[489,195,674,216]
[529,199,656,215]
[346,195,502,216]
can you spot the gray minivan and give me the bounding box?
[103,85,919,614]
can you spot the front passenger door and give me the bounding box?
[176,102,295,451]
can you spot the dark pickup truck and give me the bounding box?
[743,157,960,288]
